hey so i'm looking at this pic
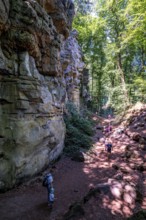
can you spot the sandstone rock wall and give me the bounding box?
[61,29,85,109]
[0,0,84,191]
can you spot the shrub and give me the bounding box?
[64,102,94,155]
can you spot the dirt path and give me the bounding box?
[0,117,145,220]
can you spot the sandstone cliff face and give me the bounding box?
[0,0,84,191]
[61,29,85,109]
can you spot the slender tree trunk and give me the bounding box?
[91,67,94,98]
[97,75,102,113]
[117,52,129,104]
[141,45,145,74]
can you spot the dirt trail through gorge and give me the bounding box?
[0,115,146,220]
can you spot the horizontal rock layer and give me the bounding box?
[0,0,85,191]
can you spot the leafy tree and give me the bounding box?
[74,0,94,14]
[73,0,146,115]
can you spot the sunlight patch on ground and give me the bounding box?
[110,200,123,215]
[99,179,138,218]
[102,196,123,216]
[92,116,98,121]
[142,197,146,209]
[89,183,95,188]
[122,204,133,217]
[98,163,109,169]
[83,168,90,174]
[102,193,135,218]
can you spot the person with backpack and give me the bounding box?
[105,139,112,159]
[43,173,55,208]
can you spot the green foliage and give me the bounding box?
[74,0,146,115]
[123,0,146,47]
[127,210,146,220]
[74,0,95,14]
[80,108,95,122]
[108,86,130,114]
[132,77,146,102]
[64,102,94,155]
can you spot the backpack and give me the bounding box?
[42,176,48,187]
[42,173,53,187]
[107,143,112,150]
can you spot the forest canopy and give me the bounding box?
[73,0,146,115]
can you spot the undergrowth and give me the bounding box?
[64,102,94,155]
[127,210,146,220]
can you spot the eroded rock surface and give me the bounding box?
[0,0,84,191]
[61,29,85,109]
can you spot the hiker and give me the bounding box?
[100,137,106,144]
[108,114,112,127]
[116,127,124,135]
[105,139,112,159]
[103,125,112,135]
[108,125,112,132]
[103,126,108,134]
[43,173,55,208]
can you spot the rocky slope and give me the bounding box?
[60,108,146,220]
[0,0,86,191]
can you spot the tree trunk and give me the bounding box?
[117,52,129,104]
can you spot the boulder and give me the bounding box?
[71,151,85,162]
[64,202,85,220]
[112,164,119,170]
[132,133,141,142]
[142,145,146,151]
[139,137,146,145]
